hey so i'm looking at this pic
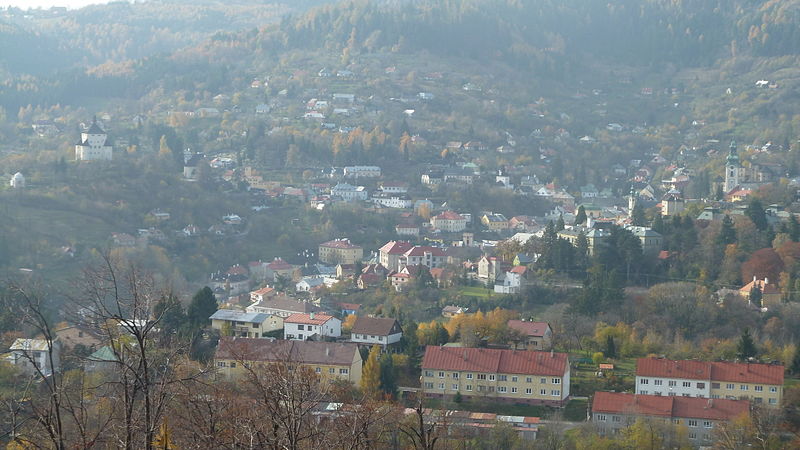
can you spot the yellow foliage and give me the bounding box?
[343,314,358,333]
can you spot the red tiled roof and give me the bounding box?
[509,266,527,275]
[740,279,780,295]
[251,287,275,297]
[379,240,413,255]
[267,258,293,270]
[320,239,362,249]
[215,337,358,366]
[636,358,711,380]
[592,392,749,421]
[284,313,336,326]
[338,302,361,311]
[434,211,465,221]
[710,361,784,385]
[507,320,550,338]
[422,346,568,376]
[637,358,784,386]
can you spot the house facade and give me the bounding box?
[421,346,570,406]
[214,337,362,384]
[636,357,784,406]
[246,296,322,318]
[319,239,364,265]
[210,309,284,338]
[75,117,113,161]
[431,211,468,233]
[8,338,60,377]
[284,313,342,341]
[507,320,552,351]
[350,317,403,348]
[592,392,749,446]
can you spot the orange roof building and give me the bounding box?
[635,357,783,406]
[421,346,569,406]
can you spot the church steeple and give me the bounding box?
[628,185,636,217]
[724,140,740,194]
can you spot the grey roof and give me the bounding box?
[210,309,270,323]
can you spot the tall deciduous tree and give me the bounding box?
[361,345,381,396]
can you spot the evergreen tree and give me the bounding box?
[556,214,565,231]
[378,352,397,397]
[651,213,665,234]
[574,206,587,225]
[605,335,617,359]
[791,345,800,375]
[749,285,763,307]
[361,345,381,396]
[736,328,758,360]
[153,294,187,336]
[790,215,800,242]
[575,231,589,270]
[715,184,724,201]
[717,215,737,246]
[435,322,449,345]
[187,286,218,328]
[745,198,768,231]
[631,203,646,226]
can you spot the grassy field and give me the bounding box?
[458,286,494,298]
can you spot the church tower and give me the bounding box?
[627,185,636,217]
[724,140,740,193]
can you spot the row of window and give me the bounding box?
[597,415,713,429]
[424,371,560,384]
[423,382,561,396]
[639,379,778,393]
[216,361,349,375]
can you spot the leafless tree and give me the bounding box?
[71,253,201,450]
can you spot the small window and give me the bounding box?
[755,386,763,392]
[769,398,777,404]
[438,371,445,378]
[298,325,304,331]
[424,382,434,389]
[703,421,712,428]
[597,414,607,421]
[740,385,748,391]
[540,389,547,395]
[424,371,433,377]
[712,383,720,389]
[499,375,507,382]
[525,388,532,394]
[551,390,560,396]
[466,385,472,391]
[682,381,691,387]
[511,376,518,383]
[230,363,236,368]
[770,386,778,393]
[498,386,507,393]
[329,368,335,374]
[526,377,532,383]
[540,378,547,384]
[552,378,561,384]
[511,387,518,393]
[697,382,705,389]
[452,373,459,379]
[489,374,496,381]
[640,379,649,385]
[340,368,348,374]
[668,380,676,387]
[315,367,321,373]
[439,383,445,390]
[452,384,458,390]
[654,379,662,386]
[466,373,473,379]
[688,420,698,427]
[726,384,735,390]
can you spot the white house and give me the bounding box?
[350,317,403,348]
[209,310,283,338]
[296,276,325,292]
[9,172,25,189]
[284,313,342,341]
[343,166,381,178]
[75,117,112,161]
[8,338,60,377]
[331,183,368,202]
[494,269,524,294]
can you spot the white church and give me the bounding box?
[75,117,112,161]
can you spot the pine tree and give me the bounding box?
[632,203,646,226]
[378,352,397,397]
[361,345,381,396]
[717,215,737,246]
[153,294,186,336]
[574,206,587,225]
[790,215,800,242]
[745,198,768,231]
[736,328,758,360]
[749,285,763,307]
[187,286,218,328]
[605,335,617,359]
[651,213,664,234]
[556,214,565,231]
[791,345,800,375]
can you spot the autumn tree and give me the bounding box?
[361,345,381,397]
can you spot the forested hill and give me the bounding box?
[261,0,800,68]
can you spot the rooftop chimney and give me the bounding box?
[310,312,315,320]
[325,348,330,357]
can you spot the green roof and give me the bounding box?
[88,346,118,363]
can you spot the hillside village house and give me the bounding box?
[266,258,295,281]
[442,305,468,317]
[421,346,570,406]
[507,320,552,351]
[343,166,381,178]
[246,295,322,318]
[494,266,528,294]
[318,239,364,265]
[210,310,284,338]
[214,338,362,384]
[75,117,112,161]
[431,211,468,232]
[481,213,509,231]
[635,357,784,406]
[8,338,60,377]
[557,227,609,256]
[739,277,781,306]
[350,317,403,348]
[284,313,342,341]
[592,392,749,446]
[379,241,448,272]
[331,183,368,202]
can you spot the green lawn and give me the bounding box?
[563,399,588,422]
[458,286,494,298]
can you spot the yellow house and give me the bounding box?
[210,309,283,338]
[318,239,364,265]
[214,337,362,385]
[421,346,570,406]
[481,213,509,231]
